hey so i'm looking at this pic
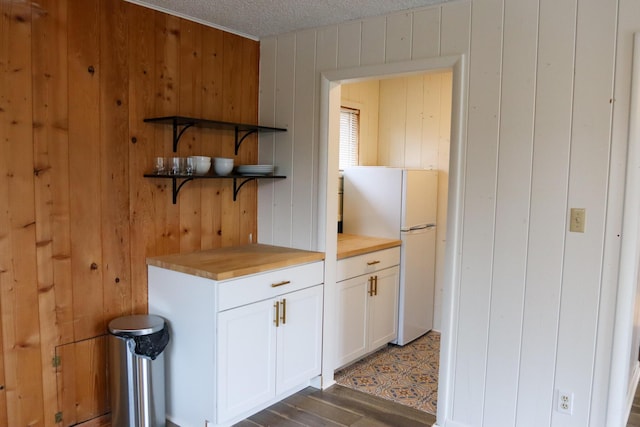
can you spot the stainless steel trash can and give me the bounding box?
[109,314,169,427]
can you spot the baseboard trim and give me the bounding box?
[321,377,337,390]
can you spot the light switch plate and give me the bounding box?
[570,208,586,233]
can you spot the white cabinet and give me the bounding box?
[368,266,400,350]
[217,298,276,421]
[336,275,368,366]
[148,259,324,427]
[217,284,323,422]
[276,285,323,393]
[335,247,400,369]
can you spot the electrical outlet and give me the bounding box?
[557,390,573,415]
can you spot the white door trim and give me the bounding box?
[317,54,468,427]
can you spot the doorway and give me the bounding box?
[339,71,451,330]
[333,72,451,416]
[318,55,466,427]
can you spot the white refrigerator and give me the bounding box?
[342,167,437,345]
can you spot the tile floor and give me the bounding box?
[334,331,440,415]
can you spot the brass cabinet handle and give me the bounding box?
[271,280,291,288]
[374,275,378,296]
[274,301,280,327]
[367,260,381,266]
[281,298,286,324]
[368,276,374,296]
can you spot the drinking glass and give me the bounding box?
[185,157,194,175]
[170,157,183,175]
[154,157,166,175]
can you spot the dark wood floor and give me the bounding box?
[233,385,436,427]
[172,379,640,426]
[628,383,640,427]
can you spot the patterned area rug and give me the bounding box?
[334,331,440,415]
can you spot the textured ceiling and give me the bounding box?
[125,0,450,40]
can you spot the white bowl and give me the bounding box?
[190,156,211,174]
[191,155,211,162]
[214,158,234,176]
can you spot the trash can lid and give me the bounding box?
[108,314,165,336]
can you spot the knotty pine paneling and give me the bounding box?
[56,336,109,425]
[178,18,203,254]
[100,0,132,325]
[1,2,43,427]
[200,29,225,250]
[128,4,158,315]
[33,0,71,424]
[153,12,181,258]
[0,1,260,426]
[68,0,104,343]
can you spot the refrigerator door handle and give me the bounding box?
[404,224,435,232]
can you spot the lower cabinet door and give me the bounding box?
[276,284,323,394]
[335,275,368,368]
[217,298,277,423]
[369,266,400,350]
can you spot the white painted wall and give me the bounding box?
[257,1,640,426]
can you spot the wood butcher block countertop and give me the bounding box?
[337,233,402,259]
[146,244,325,281]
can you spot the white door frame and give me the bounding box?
[316,54,467,427]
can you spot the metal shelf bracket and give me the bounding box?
[234,127,259,155]
[233,177,257,201]
[171,119,196,152]
[171,177,195,204]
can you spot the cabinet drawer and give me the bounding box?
[217,261,324,311]
[336,247,400,282]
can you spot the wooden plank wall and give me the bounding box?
[0,1,260,426]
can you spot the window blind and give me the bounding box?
[339,107,359,169]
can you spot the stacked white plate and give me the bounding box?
[236,164,275,175]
